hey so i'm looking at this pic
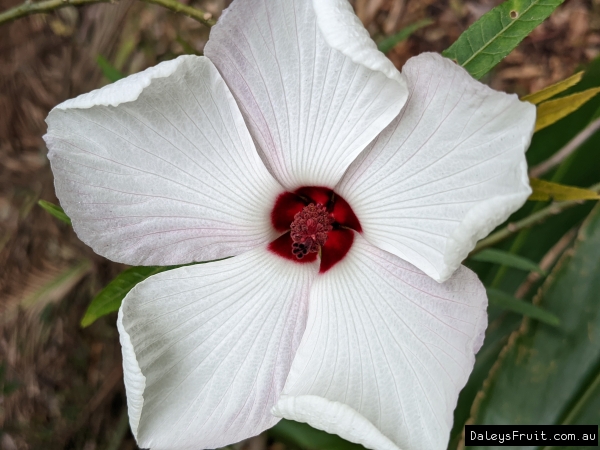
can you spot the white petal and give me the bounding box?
[273,233,487,450]
[311,0,403,83]
[55,58,183,110]
[118,247,318,450]
[204,0,407,190]
[45,55,282,266]
[336,53,535,282]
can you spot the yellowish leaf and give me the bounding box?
[535,87,600,132]
[529,178,600,201]
[522,71,583,105]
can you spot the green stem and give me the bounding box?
[0,0,215,27]
[489,154,580,287]
[472,182,600,254]
[489,226,532,288]
[142,0,214,26]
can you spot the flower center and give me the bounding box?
[268,186,362,273]
[290,203,333,259]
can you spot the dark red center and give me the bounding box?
[268,186,362,273]
[290,203,333,259]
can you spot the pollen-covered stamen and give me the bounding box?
[290,203,333,259]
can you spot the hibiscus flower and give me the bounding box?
[43,0,535,449]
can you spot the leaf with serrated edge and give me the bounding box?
[529,178,600,201]
[522,71,583,104]
[443,0,565,79]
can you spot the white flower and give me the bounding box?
[43,0,535,449]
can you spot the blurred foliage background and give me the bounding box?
[0,0,599,449]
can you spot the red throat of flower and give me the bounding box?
[290,204,333,259]
[268,187,362,273]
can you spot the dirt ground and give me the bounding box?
[0,0,599,448]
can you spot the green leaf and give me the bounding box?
[96,55,124,83]
[529,178,600,201]
[467,204,600,448]
[442,0,564,79]
[176,35,201,55]
[526,57,600,176]
[81,259,228,327]
[487,59,600,297]
[552,367,600,435]
[522,71,583,104]
[535,86,600,131]
[448,313,523,449]
[269,420,365,450]
[377,19,433,54]
[81,265,174,327]
[114,37,136,70]
[486,288,560,326]
[471,248,546,275]
[37,200,71,225]
[591,104,600,122]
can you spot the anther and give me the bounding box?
[290,203,333,259]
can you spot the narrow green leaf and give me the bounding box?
[81,266,173,327]
[269,419,365,450]
[114,37,136,70]
[591,103,600,122]
[96,55,124,83]
[535,86,600,131]
[377,19,433,54]
[176,35,201,55]
[529,178,600,201]
[486,288,560,326]
[467,205,600,446]
[81,259,228,327]
[442,0,564,79]
[522,71,583,104]
[38,200,71,225]
[471,248,546,275]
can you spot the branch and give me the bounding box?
[0,0,215,27]
[142,0,214,26]
[472,182,600,253]
[514,227,577,299]
[529,117,600,178]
